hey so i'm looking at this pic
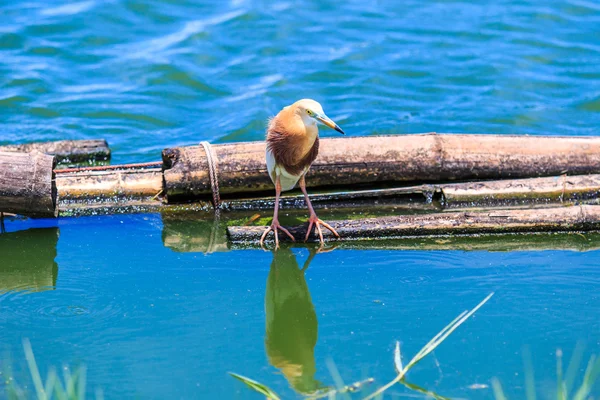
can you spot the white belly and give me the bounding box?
[266,148,305,192]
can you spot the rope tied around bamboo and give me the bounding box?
[200,141,222,212]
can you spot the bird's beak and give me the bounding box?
[316,114,345,134]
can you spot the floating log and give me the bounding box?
[0,151,57,218]
[56,162,163,200]
[220,188,437,212]
[55,162,165,216]
[0,228,59,293]
[162,134,600,201]
[161,212,600,253]
[441,174,600,208]
[0,139,110,164]
[220,173,600,211]
[228,205,600,243]
[230,232,600,252]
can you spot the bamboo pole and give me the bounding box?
[0,139,110,164]
[0,228,59,292]
[220,188,438,212]
[229,233,600,252]
[0,151,57,218]
[55,162,165,216]
[160,213,600,253]
[221,174,600,211]
[55,162,163,200]
[441,174,600,207]
[228,205,600,243]
[162,134,600,201]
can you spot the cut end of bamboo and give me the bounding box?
[0,139,111,165]
[0,151,58,218]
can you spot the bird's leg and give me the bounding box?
[260,175,295,250]
[299,175,340,244]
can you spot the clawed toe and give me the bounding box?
[259,221,296,250]
[304,215,340,244]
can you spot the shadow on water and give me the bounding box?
[0,227,59,293]
[264,245,327,395]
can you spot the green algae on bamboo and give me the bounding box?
[228,205,600,245]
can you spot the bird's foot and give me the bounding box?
[260,219,295,250]
[304,214,340,245]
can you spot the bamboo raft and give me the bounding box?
[3,134,600,243]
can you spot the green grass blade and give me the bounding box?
[407,292,495,371]
[491,378,508,400]
[228,372,281,400]
[557,350,567,400]
[77,367,86,400]
[364,293,494,400]
[325,359,352,400]
[52,374,67,400]
[308,378,373,400]
[394,341,403,374]
[522,346,536,400]
[399,379,452,400]
[62,366,74,399]
[43,368,57,400]
[564,342,585,397]
[22,339,47,400]
[411,311,468,362]
[573,355,600,400]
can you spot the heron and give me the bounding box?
[260,99,345,249]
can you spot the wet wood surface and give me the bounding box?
[0,151,57,218]
[228,205,600,243]
[161,212,600,253]
[227,233,600,252]
[441,174,600,207]
[163,134,600,200]
[0,139,110,164]
[56,162,163,200]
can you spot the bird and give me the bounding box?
[260,99,345,249]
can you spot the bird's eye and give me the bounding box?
[307,110,313,116]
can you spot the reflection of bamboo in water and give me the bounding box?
[0,228,59,293]
[161,211,600,253]
[264,246,325,395]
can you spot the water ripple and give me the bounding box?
[1,0,600,164]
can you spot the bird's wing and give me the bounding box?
[266,147,301,192]
[266,147,278,183]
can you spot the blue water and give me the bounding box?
[2,215,600,399]
[2,0,600,398]
[3,1,600,164]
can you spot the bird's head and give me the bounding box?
[292,99,345,134]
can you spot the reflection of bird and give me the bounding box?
[264,246,325,394]
[261,99,345,249]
